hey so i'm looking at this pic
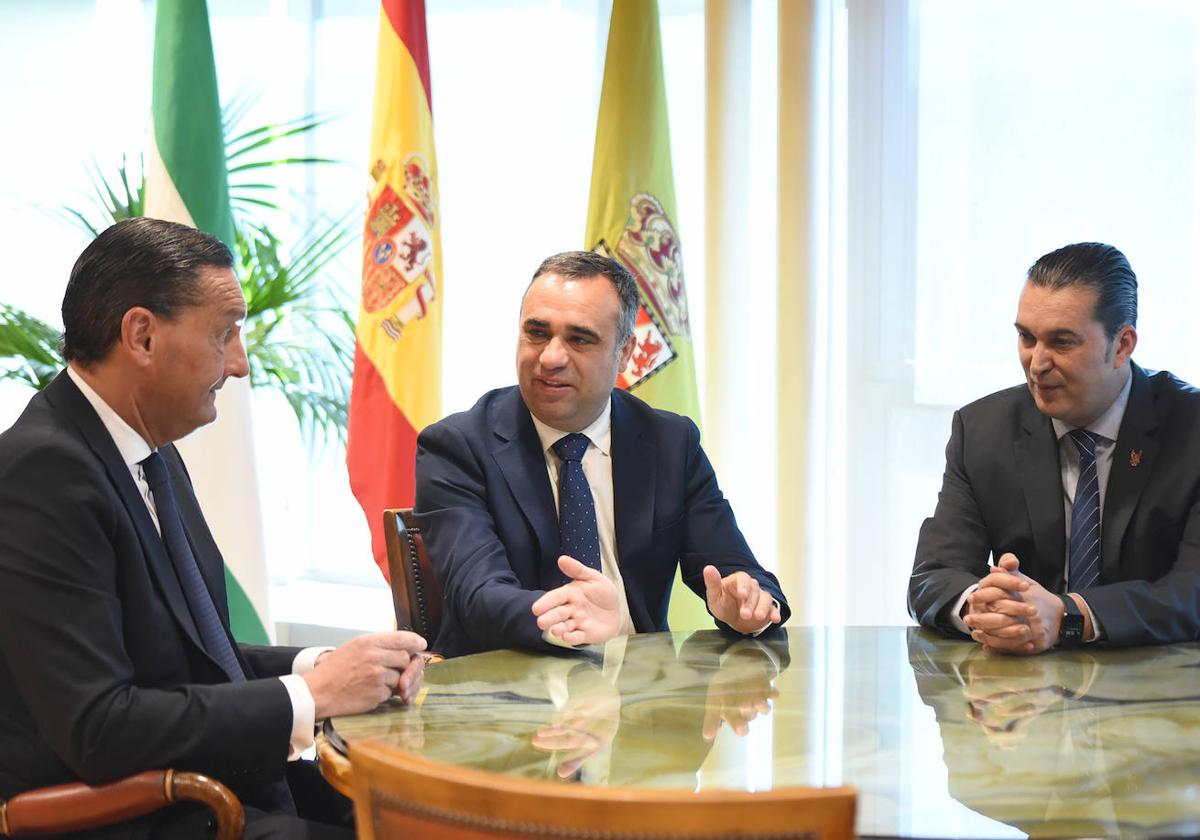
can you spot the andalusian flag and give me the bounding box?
[144,0,272,644]
[348,0,442,579]
[586,0,706,630]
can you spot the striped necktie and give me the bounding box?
[141,451,246,682]
[1067,429,1102,592]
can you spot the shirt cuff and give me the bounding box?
[1076,596,1104,643]
[291,646,334,674]
[950,584,979,635]
[278,674,317,760]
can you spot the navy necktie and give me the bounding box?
[550,433,602,587]
[1068,429,1102,592]
[141,451,246,683]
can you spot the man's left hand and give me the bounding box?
[965,556,1062,655]
[702,566,781,634]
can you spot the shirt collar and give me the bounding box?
[1051,365,1133,443]
[66,364,154,467]
[530,398,612,458]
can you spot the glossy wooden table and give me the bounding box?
[322,627,1200,838]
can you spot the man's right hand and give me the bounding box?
[302,631,427,720]
[531,555,621,646]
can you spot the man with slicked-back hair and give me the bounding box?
[0,218,427,839]
[910,242,1200,653]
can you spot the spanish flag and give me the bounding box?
[348,0,442,580]
[586,0,706,629]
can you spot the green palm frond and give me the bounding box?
[0,305,63,391]
[238,212,358,445]
[32,104,360,451]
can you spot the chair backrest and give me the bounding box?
[383,508,442,642]
[349,739,857,840]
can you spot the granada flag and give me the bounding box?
[348,0,442,580]
[585,0,705,629]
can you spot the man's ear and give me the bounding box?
[618,332,636,371]
[1112,324,1138,367]
[120,307,156,367]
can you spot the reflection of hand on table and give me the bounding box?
[701,644,781,741]
[960,649,1095,748]
[532,666,621,779]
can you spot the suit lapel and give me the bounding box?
[1013,395,1066,588]
[44,372,208,653]
[1103,364,1158,582]
[611,393,655,625]
[490,389,559,566]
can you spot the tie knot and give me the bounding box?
[552,433,590,463]
[1068,429,1100,459]
[140,451,169,490]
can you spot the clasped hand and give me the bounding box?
[963,554,1063,655]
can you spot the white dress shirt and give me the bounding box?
[66,365,323,758]
[951,368,1133,641]
[530,399,638,644]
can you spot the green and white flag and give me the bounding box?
[144,0,272,644]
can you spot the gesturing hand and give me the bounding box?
[702,566,781,634]
[531,555,621,646]
[303,631,427,720]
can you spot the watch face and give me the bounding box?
[1060,613,1085,644]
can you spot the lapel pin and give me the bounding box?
[1129,449,1143,467]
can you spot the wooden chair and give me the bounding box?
[0,769,243,839]
[349,739,857,840]
[383,508,443,643]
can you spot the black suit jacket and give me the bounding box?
[0,371,298,802]
[414,386,789,658]
[909,363,1200,645]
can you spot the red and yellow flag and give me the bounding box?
[348,0,442,579]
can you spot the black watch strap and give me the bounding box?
[1059,594,1085,647]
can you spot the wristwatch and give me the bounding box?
[1058,594,1085,647]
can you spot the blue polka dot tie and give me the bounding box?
[141,451,246,683]
[551,433,602,586]
[1067,429,1102,592]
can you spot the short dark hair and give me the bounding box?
[62,217,233,363]
[528,251,640,347]
[1026,242,1138,340]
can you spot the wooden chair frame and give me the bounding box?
[349,739,856,840]
[0,769,243,839]
[383,507,442,642]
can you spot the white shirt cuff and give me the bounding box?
[279,646,334,760]
[950,584,979,635]
[278,674,316,760]
[292,646,334,674]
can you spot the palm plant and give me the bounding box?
[1,107,357,447]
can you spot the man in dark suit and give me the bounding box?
[0,218,427,838]
[909,242,1200,653]
[414,251,788,658]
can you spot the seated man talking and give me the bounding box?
[0,218,427,839]
[415,251,788,658]
[909,242,1200,653]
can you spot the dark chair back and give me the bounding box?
[383,508,443,643]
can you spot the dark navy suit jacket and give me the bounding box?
[414,386,789,658]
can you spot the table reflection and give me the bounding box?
[907,629,1200,838]
[327,627,1200,838]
